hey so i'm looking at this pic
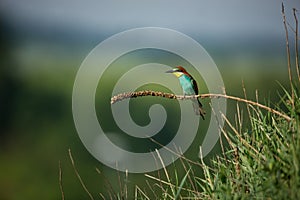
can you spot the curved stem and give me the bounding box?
[111,90,291,121]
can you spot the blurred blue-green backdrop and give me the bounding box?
[0,0,299,199]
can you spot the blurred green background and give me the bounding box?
[0,1,299,199]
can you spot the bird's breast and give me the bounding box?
[178,75,196,95]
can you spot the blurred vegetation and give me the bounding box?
[0,9,295,200]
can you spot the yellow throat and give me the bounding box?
[173,72,184,78]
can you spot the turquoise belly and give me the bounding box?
[178,75,195,95]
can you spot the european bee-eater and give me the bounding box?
[166,66,205,120]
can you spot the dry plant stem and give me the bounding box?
[221,113,266,161]
[242,80,251,121]
[125,170,128,199]
[146,180,158,199]
[294,8,300,83]
[148,137,206,169]
[95,167,117,199]
[99,193,106,200]
[282,3,295,107]
[199,147,213,191]
[179,156,197,193]
[210,104,227,162]
[144,174,200,195]
[58,161,65,200]
[68,149,95,200]
[116,166,124,200]
[135,185,150,200]
[111,90,291,121]
[155,149,171,184]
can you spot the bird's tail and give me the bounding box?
[192,99,206,120]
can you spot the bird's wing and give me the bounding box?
[191,78,199,95]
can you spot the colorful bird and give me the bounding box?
[166,66,205,120]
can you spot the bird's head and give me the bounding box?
[165,66,188,77]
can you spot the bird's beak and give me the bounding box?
[165,69,174,73]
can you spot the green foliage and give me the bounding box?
[199,86,300,200]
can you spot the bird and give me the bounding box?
[166,66,205,120]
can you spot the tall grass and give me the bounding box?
[199,88,299,199]
[131,85,299,199]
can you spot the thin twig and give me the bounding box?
[116,164,124,200]
[68,149,95,200]
[155,149,172,185]
[148,137,205,168]
[95,167,117,200]
[111,90,177,104]
[178,156,197,193]
[135,185,150,200]
[111,90,291,121]
[125,169,128,200]
[282,3,295,108]
[294,8,300,83]
[242,80,251,119]
[146,180,159,199]
[199,147,214,191]
[210,103,227,162]
[144,174,200,195]
[221,113,266,161]
[236,103,243,136]
[99,193,106,200]
[58,161,65,200]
